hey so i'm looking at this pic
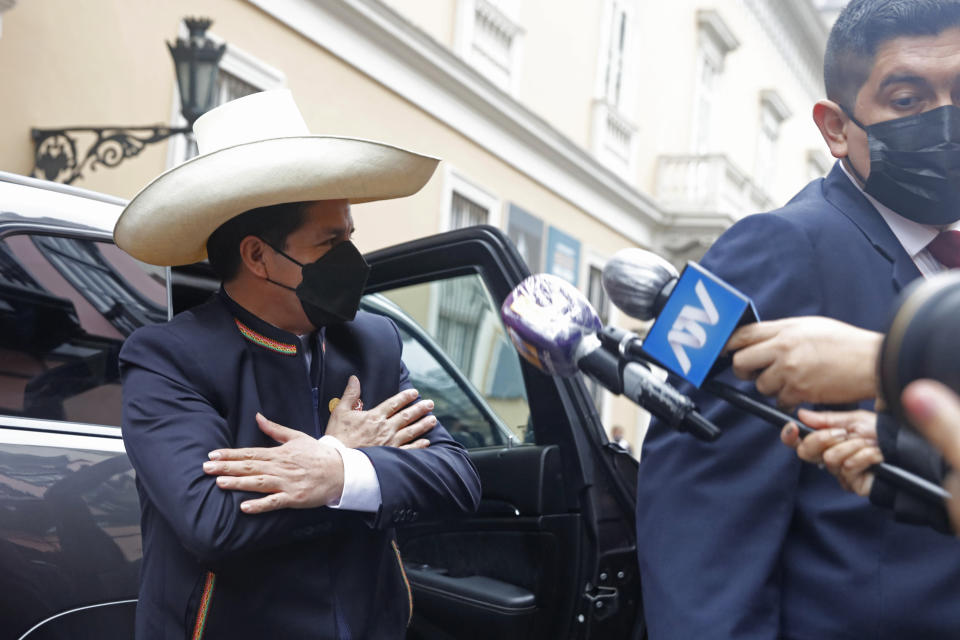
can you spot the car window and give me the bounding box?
[0,233,167,427]
[364,273,532,448]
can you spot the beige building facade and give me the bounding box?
[0,0,837,452]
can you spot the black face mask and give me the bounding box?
[262,239,371,329]
[843,104,960,225]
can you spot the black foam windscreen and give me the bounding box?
[879,271,960,426]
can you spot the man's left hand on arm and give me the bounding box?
[203,413,345,514]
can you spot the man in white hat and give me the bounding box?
[116,90,481,639]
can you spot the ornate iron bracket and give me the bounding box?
[31,125,191,185]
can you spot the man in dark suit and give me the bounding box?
[635,2,960,638]
[116,90,481,639]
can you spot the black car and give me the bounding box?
[0,171,642,640]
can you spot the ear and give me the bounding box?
[238,235,269,279]
[813,100,849,159]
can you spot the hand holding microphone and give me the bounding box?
[600,246,950,505]
[726,317,883,408]
[780,409,882,497]
[500,273,721,441]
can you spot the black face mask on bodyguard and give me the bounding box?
[843,104,960,225]
[262,239,371,329]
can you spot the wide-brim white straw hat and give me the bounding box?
[114,89,439,266]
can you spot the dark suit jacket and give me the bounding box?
[635,164,960,640]
[120,291,481,640]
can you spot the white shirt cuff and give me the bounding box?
[319,435,382,512]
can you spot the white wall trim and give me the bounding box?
[744,0,827,101]
[455,0,526,96]
[760,88,792,123]
[697,9,740,63]
[245,0,662,247]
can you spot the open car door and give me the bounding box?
[362,226,644,640]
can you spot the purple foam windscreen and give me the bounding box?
[500,274,602,377]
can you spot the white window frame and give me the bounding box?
[591,0,638,176]
[595,0,636,110]
[754,89,791,190]
[165,22,287,169]
[427,167,501,336]
[691,10,739,154]
[454,0,525,95]
[440,166,502,232]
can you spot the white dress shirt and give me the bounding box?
[298,335,382,513]
[839,161,960,277]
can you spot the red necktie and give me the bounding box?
[927,230,960,269]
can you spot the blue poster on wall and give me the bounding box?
[545,226,580,286]
[507,204,544,272]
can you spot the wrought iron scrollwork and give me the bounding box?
[31,126,190,184]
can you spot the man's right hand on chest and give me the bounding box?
[324,375,436,449]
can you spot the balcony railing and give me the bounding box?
[591,100,636,177]
[655,154,773,217]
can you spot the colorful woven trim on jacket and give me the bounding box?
[234,319,298,355]
[391,539,414,626]
[192,571,216,640]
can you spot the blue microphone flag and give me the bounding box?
[642,262,758,387]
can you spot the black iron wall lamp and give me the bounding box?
[31,17,225,184]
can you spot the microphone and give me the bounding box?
[602,248,951,504]
[500,273,721,441]
[602,248,786,427]
[603,248,757,386]
[601,248,679,320]
[880,270,960,427]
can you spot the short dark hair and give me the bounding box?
[206,201,309,281]
[824,0,960,109]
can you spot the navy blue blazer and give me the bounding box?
[635,164,960,640]
[120,291,480,640]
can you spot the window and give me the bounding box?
[583,262,611,414]
[602,2,629,108]
[754,90,791,191]
[180,71,261,160]
[693,52,720,153]
[586,263,610,327]
[166,24,286,167]
[591,0,637,174]
[692,10,739,154]
[363,275,530,447]
[436,173,502,397]
[455,0,525,94]
[450,192,488,229]
[0,234,167,426]
[442,170,500,231]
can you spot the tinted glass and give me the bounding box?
[0,440,139,639]
[0,234,167,426]
[363,274,532,448]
